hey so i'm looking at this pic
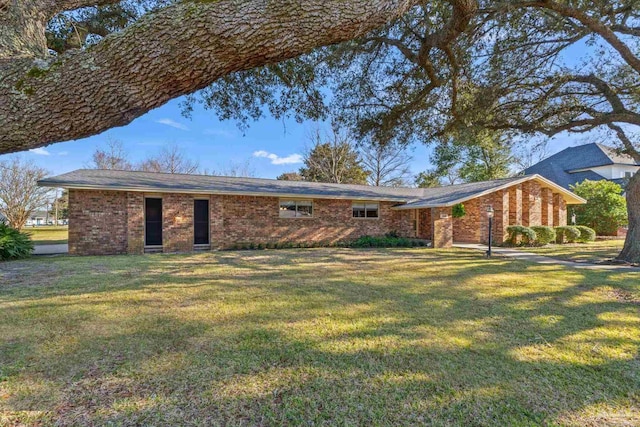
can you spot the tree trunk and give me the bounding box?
[617,172,640,263]
[0,0,421,154]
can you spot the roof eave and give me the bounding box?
[37,181,414,203]
[391,174,585,210]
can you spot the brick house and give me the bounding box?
[38,170,584,256]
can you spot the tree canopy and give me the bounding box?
[2,0,640,260]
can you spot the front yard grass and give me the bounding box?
[524,239,625,264]
[22,226,68,245]
[1,248,638,425]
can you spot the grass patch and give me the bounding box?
[524,240,625,264]
[1,248,638,425]
[22,226,68,245]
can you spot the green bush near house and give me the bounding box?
[530,226,556,246]
[0,224,34,261]
[574,225,596,243]
[506,225,536,246]
[570,179,627,235]
[452,203,466,218]
[555,226,581,243]
[349,235,426,248]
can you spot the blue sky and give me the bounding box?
[3,95,584,181]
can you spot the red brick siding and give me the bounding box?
[553,193,567,226]
[522,181,542,226]
[431,207,453,248]
[210,196,415,249]
[508,184,522,225]
[417,209,432,239]
[127,192,144,254]
[68,189,128,255]
[541,188,554,226]
[453,198,481,243]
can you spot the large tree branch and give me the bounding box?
[0,0,421,154]
[45,0,124,18]
[509,1,640,74]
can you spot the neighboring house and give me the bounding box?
[524,143,640,190]
[25,210,49,226]
[38,169,584,256]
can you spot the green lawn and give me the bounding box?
[22,226,68,245]
[1,248,638,425]
[524,239,625,264]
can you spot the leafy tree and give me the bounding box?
[0,158,51,229]
[277,172,304,181]
[3,0,640,261]
[570,180,628,236]
[360,142,412,187]
[299,129,369,184]
[427,129,514,183]
[414,170,442,188]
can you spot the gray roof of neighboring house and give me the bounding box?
[524,143,640,190]
[38,169,585,207]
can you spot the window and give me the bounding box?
[625,171,633,178]
[353,202,379,218]
[279,200,313,218]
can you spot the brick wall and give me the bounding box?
[127,192,144,254]
[454,198,481,243]
[508,184,522,225]
[431,207,453,248]
[522,181,542,226]
[553,193,567,226]
[69,190,418,255]
[541,188,554,226]
[68,189,128,255]
[210,196,415,249]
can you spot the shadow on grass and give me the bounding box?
[0,248,638,425]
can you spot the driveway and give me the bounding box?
[33,244,68,255]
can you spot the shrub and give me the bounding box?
[530,226,556,246]
[0,224,34,260]
[349,235,418,248]
[570,180,627,235]
[452,203,466,218]
[506,225,536,246]
[555,226,581,243]
[574,225,596,243]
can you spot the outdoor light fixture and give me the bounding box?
[486,206,494,258]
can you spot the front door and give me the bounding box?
[194,199,210,245]
[145,198,163,246]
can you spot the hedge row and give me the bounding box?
[506,224,595,247]
[226,235,429,251]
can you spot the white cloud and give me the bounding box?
[29,147,50,156]
[253,150,303,165]
[203,128,234,138]
[156,118,189,131]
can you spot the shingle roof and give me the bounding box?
[524,143,640,189]
[38,169,424,202]
[38,169,585,207]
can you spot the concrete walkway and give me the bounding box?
[454,243,640,271]
[33,244,68,255]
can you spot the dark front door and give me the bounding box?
[145,198,163,246]
[194,199,210,245]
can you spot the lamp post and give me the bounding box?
[486,206,494,258]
